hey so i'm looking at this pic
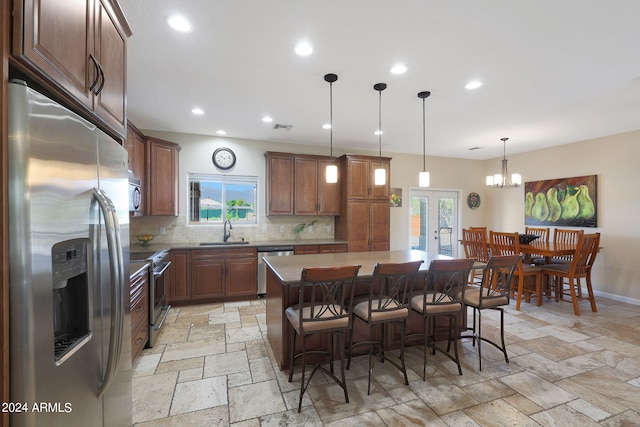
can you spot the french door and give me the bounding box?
[409,189,459,257]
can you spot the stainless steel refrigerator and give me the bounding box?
[8,80,132,426]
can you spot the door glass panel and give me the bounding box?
[409,189,458,256]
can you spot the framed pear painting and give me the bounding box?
[524,175,597,227]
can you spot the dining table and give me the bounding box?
[518,240,577,264]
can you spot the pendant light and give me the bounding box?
[324,73,338,183]
[485,137,522,188]
[373,82,387,186]
[417,91,431,187]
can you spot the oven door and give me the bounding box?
[148,261,171,347]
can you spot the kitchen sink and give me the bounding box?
[199,241,250,246]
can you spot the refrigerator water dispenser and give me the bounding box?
[51,239,91,364]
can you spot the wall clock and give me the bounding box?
[467,192,481,209]
[212,147,236,170]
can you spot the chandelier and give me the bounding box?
[485,137,522,188]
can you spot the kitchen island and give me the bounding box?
[263,250,452,370]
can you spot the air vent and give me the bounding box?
[273,124,293,131]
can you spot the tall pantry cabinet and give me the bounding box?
[335,154,391,252]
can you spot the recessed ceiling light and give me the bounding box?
[465,80,483,90]
[390,64,407,75]
[374,130,383,136]
[166,15,191,32]
[191,107,204,115]
[322,123,331,130]
[216,130,226,135]
[262,116,273,123]
[294,42,313,56]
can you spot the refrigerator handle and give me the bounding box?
[93,188,125,398]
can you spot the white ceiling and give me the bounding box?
[120,0,640,160]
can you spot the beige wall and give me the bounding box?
[134,129,640,304]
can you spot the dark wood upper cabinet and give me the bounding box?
[14,0,131,137]
[266,152,340,216]
[266,152,295,215]
[146,137,180,216]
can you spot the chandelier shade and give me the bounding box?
[486,137,521,188]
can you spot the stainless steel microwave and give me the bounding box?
[129,176,141,212]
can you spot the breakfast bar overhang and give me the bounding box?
[263,250,453,371]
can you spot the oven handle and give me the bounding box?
[154,261,171,277]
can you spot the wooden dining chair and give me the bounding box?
[285,265,360,412]
[542,233,600,316]
[489,231,543,310]
[347,260,423,395]
[462,255,520,371]
[524,226,550,265]
[462,228,490,284]
[409,258,474,378]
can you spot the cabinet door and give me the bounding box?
[226,258,257,297]
[370,200,390,251]
[266,154,294,215]
[93,0,126,133]
[317,158,341,215]
[147,138,178,216]
[192,258,225,299]
[19,0,94,107]
[170,251,190,302]
[347,200,370,252]
[346,158,370,198]
[294,157,318,215]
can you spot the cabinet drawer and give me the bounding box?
[131,285,148,331]
[192,247,256,259]
[131,320,149,363]
[319,244,347,254]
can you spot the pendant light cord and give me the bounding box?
[422,97,426,171]
[378,89,382,161]
[330,81,333,159]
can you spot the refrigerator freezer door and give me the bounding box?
[8,82,131,426]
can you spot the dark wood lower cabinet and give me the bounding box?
[169,248,257,304]
[130,265,149,364]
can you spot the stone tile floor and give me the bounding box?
[132,296,640,426]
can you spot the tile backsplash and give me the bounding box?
[130,215,335,245]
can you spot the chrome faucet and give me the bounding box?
[223,220,233,242]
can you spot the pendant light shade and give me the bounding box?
[417,90,431,187]
[486,137,522,188]
[373,83,387,186]
[324,73,339,184]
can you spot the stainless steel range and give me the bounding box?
[131,249,171,347]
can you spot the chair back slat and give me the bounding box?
[478,255,520,305]
[553,229,584,262]
[298,265,360,328]
[462,228,489,263]
[422,258,474,306]
[525,227,550,242]
[570,233,600,275]
[370,261,423,313]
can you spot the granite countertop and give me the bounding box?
[129,239,348,254]
[262,250,451,285]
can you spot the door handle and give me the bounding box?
[89,54,100,92]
